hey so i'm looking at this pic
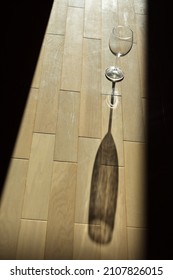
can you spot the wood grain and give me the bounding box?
[121,44,145,142]
[22,133,55,220]
[79,38,101,138]
[127,227,147,259]
[73,223,101,260]
[134,0,147,15]
[101,168,128,260]
[54,91,80,162]
[75,137,101,224]
[45,162,77,260]
[68,0,85,8]
[13,88,38,159]
[60,7,84,91]
[31,36,45,89]
[46,0,68,35]
[34,34,64,133]
[84,0,101,39]
[124,141,147,228]
[0,159,28,259]
[136,14,147,98]
[16,219,47,260]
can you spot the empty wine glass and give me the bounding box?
[105,25,133,83]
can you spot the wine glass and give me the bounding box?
[105,25,133,83]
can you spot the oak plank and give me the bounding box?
[124,142,147,228]
[121,44,145,142]
[75,137,101,224]
[34,34,64,133]
[46,0,68,35]
[136,14,147,98]
[16,219,47,260]
[13,88,38,159]
[54,91,80,162]
[79,38,102,138]
[134,0,147,15]
[101,168,128,260]
[22,133,54,220]
[127,227,147,259]
[73,223,101,260]
[84,0,101,39]
[45,162,77,260]
[68,0,85,8]
[31,36,45,88]
[0,159,28,259]
[61,7,84,91]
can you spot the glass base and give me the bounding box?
[105,66,124,82]
[106,95,118,109]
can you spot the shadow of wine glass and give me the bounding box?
[88,91,119,244]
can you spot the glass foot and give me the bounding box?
[106,95,118,109]
[105,66,124,82]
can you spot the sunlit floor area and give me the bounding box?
[0,0,147,260]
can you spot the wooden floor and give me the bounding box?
[0,0,147,260]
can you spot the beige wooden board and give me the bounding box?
[13,88,38,159]
[121,44,145,142]
[102,0,118,12]
[75,137,101,224]
[142,97,147,140]
[84,0,101,39]
[54,91,80,162]
[102,95,124,167]
[124,141,147,228]
[117,0,137,43]
[45,162,77,260]
[101,168,128,260]
[127,227,148,259]
[0,159,28,259]
[16,219,47,260]
[22,133,54,220]
[46,0,68,35]
[73,223,101,260]
[134,0,147,15]
[34,34,64,133]
[79,38,101,138]
[61,7,84,91]
[136,14,147,98]
[68,0,85,8]
[101,0,119,96]
[31,36,45,88]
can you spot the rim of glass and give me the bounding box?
[112,25,133,39]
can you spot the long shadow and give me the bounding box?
[88,83,119,244]
[0,1,54,196]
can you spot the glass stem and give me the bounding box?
[116,54,120,68]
